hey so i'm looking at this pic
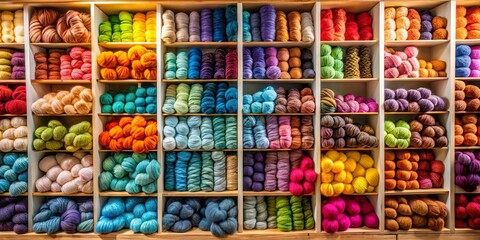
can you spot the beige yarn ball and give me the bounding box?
[14,126,27,138]
[56,170,74,185]
[35,176,52,192]
[0,119,11,130]
[80,88,93,102]
[64,105,77,114]
[32,98,47,114]
[70,85,86,96]
[39,155,57,172]
[51,182,62,192]
[70,163,83,177]
[55,90,69,100]
[0,139,14,152]
[46,166,63,181]
[11,117,26,127]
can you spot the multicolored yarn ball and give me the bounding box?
[0,153,27,196]
[0,85,26,114]
[455,194,480,229]
[455,151,480,192]
[320,115,378,149]
[32,85,92,115]
[0,117,27,152]
[0,197,28,233]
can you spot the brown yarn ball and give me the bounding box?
[345,123,360,137]
[455,116,463,125]
[410,120,423,132]
[455,90,466,100]
[463,123,477,134]
[408,102,420,112]
[410,132,422,147]
[398,203,413,216]
[423,198,441,217]
[455,80,466,90]
[434,136,448,147]
[386,219,400,231]
[421,126,435,138]
[466,98,480,111]
[465,85,480,98]
[289,48,301,58]
[431,126,445,137]
[396,180,407,190]
[409,171,418,180]
[396,216,413,230]
[409,199,428,216]
[435,200,447,218]
[421,136,435,148]
[412,215,427,227]
[385,179,397,190]
[455,100,467,111]
[385,160,396,170]
[462,114,478,124]
[360,124,375,135]
[416,114,436,126]
[428,217,445,231]
[455,124,463,135]
[385,207,398,219]
[385,197,399,209]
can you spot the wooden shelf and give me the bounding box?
[0,43,24,49]
[455,146,480,150]
[243,41,313,47]
[33,192,92,197]
[456,77,480,81]
[31,42,91,48]
[390,228,451,233]
[340,192,379,196]
[319,227,381,234]
[99,191,157,197]
[34,113,92,117]
[0,150,27,153]
[0,80,25,84]
[164,42,237,48]
[385,111,449,115]
[244,148,314,152]
[162,113,237,116]
[243,229,315,235]
[244,113,315,116]
[322,112,379,115]
[243,190,313,196]
[455,228,480,233]
[456,111,480,114]
[0,114,27,117]
[385,77,448,82]
[31,79,91,84]
[385,147,448,150]
[384,188,449,196]
[322,78,378,83]
[97,79,157,83]
[162,190,238,197]
[243,78,315,83]
[0,192,27,196]
[34,149,92,153]
[321,40,378,47]
[455,186,480,194]
[98,113,157,117]
[99,149,157,152]
[98,42,156,49]
[321,147,377,151]
[163,79,237,83]
[165,149,236,152]
[385,40,449,47]
[456,39,480,45]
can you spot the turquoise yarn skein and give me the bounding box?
[201,152,214,191]
[164,52,177,80]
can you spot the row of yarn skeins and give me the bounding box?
[163,83,237,114]
[385,115,448,149]
[99,116,158,153]
[0,50,24,80]
[35,47,92,80]
[100,85,156,114]
[385,88,447,113]
[455,114,480,146]
[164,48,237,80]
[33,120,92,151]
[0,197,27,233]
[321,9,373,41]
[456,6,480,40]
[32,85,92,115]
[0,153,27,196]
[35,152,92,195]
[161,6,237,43]
[97,197,157,234]
[33,197,93,234]
[321,196,379,233]
[0,10,24,43]
[320,115,378,149]
[384,46,447,79]
[243,7,314,42]
[0,85,26,114]
[29,8,91,43]
[320,44,372,79]
[243,151,316,196]
[0,117,27,152]
[385,196,447,231]
[385,150,444,191]
[455,151,480,192]
[456,45,480,78]
[456,194,480,229]
[243,196,314,231]
[455,80,480,111]
[244,115,314,149]
[163,116,237,151]
[165,151,237,192]
[384,7,448,40]
[99,11,156,42]
[320,150,379,196]
[320,89,379,113]
[244,47,314,80]
[97,46,156,80]
[99,152,159,194]
[243,86,314,114]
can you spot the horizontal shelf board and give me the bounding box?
[165,149,236,152]
[0,43,24,49]
[455,146,480,150]
[385,147,448,150]
[243,41,313,47]
[243,229,315,235]
[99,191,157,197]
[385,77,448,82]
[320,227,381,234]
[389,228,450,233]
[0,114,27,117]
[340,192,378,196]
[97,79,156,83]
[34,149,92,153]
[0,150,26,153]
[455,228,480,233]
[162,113,237,116]
[322,112,379,115]
[34,113,92,117]
[321,148,377,151]
[98,113,156,117]
[0,192,27,196]
[31,42,91,48]
[32,79,91,84]
[456,39,480,45]
[162,190,238,197]
[455,185,480,194]
[244,148,314,152]
[321,40,378,47]
[385,40,449,47]
[321,78,378,83]
[0,80,25,84]
[244,113,315,116]
[164,42,237,48]
[384,188,449,196]
[243,79,315,83]
[99,149,157,152]
[243,190,313,196]
[98,42,156,49]
[456,77,480,81]
[163,79,237,83]
[385,111,449,115]
[33,192,92,197]
[456,111,480,114]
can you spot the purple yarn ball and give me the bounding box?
[243,166,254,176]
[200,9,213,42]
[322,138,335,148]
[13,223,28,234]
[420,32,432,40]
[419,99,435,112]
[347,101,360,112]
[432,96,446,111]
[407,90,421,102]
[259,5,276,41]
[336,100,350,113]
[243,48,253,79]
[385,88,395,99]
[395,88,408,99]
[408,102,420,112]
[397,99,409,111]
[253,172,265,182]
[455,162,468,176]
[321,127,333,138]
[469,159,480,173]
[384,99,399,112]
[60,209,81,233]
[253,162,264,172]
[244,177,253,190]
[417,87,431,98]
[419,178,433,189]
[266,66,281,79]
[252,182,264,191]
[421,11,433,22]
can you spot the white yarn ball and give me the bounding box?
[13,138,27,151]
[10,117,26,128]
[0,119,11,131]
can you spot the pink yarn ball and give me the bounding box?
[300,156,314,171]
[71,69,85,80]
[419,178,433,189]
[472,195,480,204]
[395,51,408,60]
[408,70,419,78]
[398,60,413,75]
[471,59,480,70]
[329,197,346,213]
[82,73,92,80]
[358,103,369,112]
[344,93,355,102]
[289,182,303,196]
[408,57,420,70]
[404,46,419,58]
[81,63,92,73]
[303,181,315,194]
[470,70,480,77]
[60,55,72,62]
[70,47,85,60]
[467,202,480,218]
[349,214,363,228]
[385,55,402,69]
[338,213,351,231]
[367,101,379,112]
[79,166,93,182]
[363,212,379,228]
[71,59,83,68]
[290,168,304,183]
[360,197,374,214]
[346,198,361,215]
[322,203,340,220]
[398,74,408,78]
[322,219,339,233]
[456,206,468,219]
[304,169,317,182]
[385,68,400,78]
[355,96,366,103]
[82,50,92,63]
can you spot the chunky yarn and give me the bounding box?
[0,196,28,233]
[0,153,28,196]
[0,117,27,152]
[322,196,378,233]
[259,5,276,41]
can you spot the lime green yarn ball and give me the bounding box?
[321,55,335,67]
[34,126,48,138]
[333,59,344,71]
[46,140,63,150]
[395,120,410,130]
[33,139,46,150]
[321,67,336,79]
[331,46,343,60]
[392,127,411,139]
[334,71,344,79]
[384,120,396,133]
[53,126,67,141]
[40,128,53,141]
[385,133,398,147]
[397,139,410,148]
[47,120,63,128]
[321,44,332,56]
[69,121,91,134]
[64,133,75,146]
[73,133,93,147]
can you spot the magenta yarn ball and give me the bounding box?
[363,212,379,228]
[322,203,340,220]
[304,169,317,182]
[360,198,374,214]
[290,168,304,183]
[300,156,314,170]
[303,181,315,194]
[289,182,304,196]
[346,198,361,215]
[470,70,480,77]
[456,206,469,219]
[349,214,363,228]
[338,214,351,231]
[322,219,339,233]
[359,103,369,112]
[355,96,366,103]
[404,46,419,58]
[266,56,279,66]
[329,197,346,213]
[344,93,355,102]
[471,59,480,70]
[466,202,480,218]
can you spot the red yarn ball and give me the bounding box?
[322,219,339,233]
[321,9,333,19]
[471,195,480,204]
[349,214,363,228]
[418,161,431,171]
[322,203,340,220]
[468,217,480,229]
[345,198,361,215]
[466,202,480,218]
[456,219,468,228]
[288,182,303,196]
[290,168,304,183]
[12,86,26,100]
[304,169,317,182]
[363,212,379,228]
[359,26,374,40]
[417,170,430,179]
[356,12,373,27]
[430,160,445,174]
[338,213,351,231]
[0,86,13,101]
[456,194,469,207]
[303,181,315,194]
[456,206,469,219]
[345,21,360,40]
[429,172,444,188]
[5,100,26,114]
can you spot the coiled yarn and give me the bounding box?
[0,197,27,233]
[0,50,24,80]
[0,85,26,114]
[97,46,156,80]
[384,87,446,113]
[0,153,27,196]
[0,10,24,43]
[455,194,480,229]
[321,115,378,149]
[226,5,238,41]
[322,196,378,233]
[0,117,27,152]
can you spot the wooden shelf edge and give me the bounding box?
[384,188,449,196]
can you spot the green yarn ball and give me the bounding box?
[396,120,410,130]
[321,55,335,67]
[385,133,398,147]
[333,59,344,71]
[102,105,113,113]
[40,128,53,141]
[48,120,63,128]
[34,126,48,138]
[397,139,410,148]
[33,139,45,150]
[392,127,411,139]
[321,44,332,56]
[100,93,114,105]
[334,71,344,79]
[114,93,126,103]
[321,67,336,79]
[384,121,396,133]
[331,46,343,60]
[53,126,67,141]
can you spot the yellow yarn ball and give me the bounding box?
[334,170,347,182]
[353,164,366,177]
[321,156,334,172]
[344,172,354,184]
[359,154,375,168]
[385,30,396,41]
[325,150,340,161]
[332,161,345,174]
[321,183,334,197]
[332,182,345,195]
[346,151,361,162]
[367,185,375,193]
[385,7,396,19]
[352,177,368,194]
[396,29,408,40]
[343,184,355,194]
[344,158,357,172]
[365,168,379,186]
[321,172,334,183]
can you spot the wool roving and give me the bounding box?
[0,153,27,196]
[33,197,93,234]
[455,194,480,229]
[176,50,188,79]
[0,85,26,114]
[288,11,301,41]
[272,196,314,231]
[0,10,23,43]
[322,196,378,233]
[0,117,27,152]
[455,151,480,192]
[0,197,28,233]
[213,8,226,42]
[301,12,314,42]
[321,9,335,41]
[161,10,176,43]
[200,8,213,42]
[0,49,13,80]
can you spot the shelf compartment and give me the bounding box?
[163,79,237,83]
[162,190,238,197]
[31,80,91,84]
[243,79,315,83]
[243,41,313,48]
[98,191,157,197]
[162,113,237,116]
[164,42,237,48]
[385,111,449,115]
[321,78,378,83]
[243,190,313,197]
[384,188,449,196]
[33,192,92,197]
[97,79,156,84]
[321,40,378,47]
[456,39,480,46]
[384,40,449,47]
[98,42,156,49]
[34,114,92,117]
[244,148,314,152]
[321,148,377,151]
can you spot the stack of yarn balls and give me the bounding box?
[320,115,378,149]
[100,85,157,114]
[99,116,158,153]
[99,152,159,194]
[162,83,237,114]
[32,85,93,115]
[0,197,27,233]
[0,153,28,196]
[384,46,447,78]
[455,80,480,111]
[243,86,315,114]
[243,196,314,231]
[35,47,92,80]
[321,89,378,113]
[385,150,444,191]
[243,115,314,149]
[165,151,237,192]
[0,85,26,114]
[455,194,480,229]
[0,10,24,43]
[384,7,448,40]
[164,48,237,80]
[163,116,237,150]
[0,117,27,152]
[455,151,480,192]
[162,197,237,237]
[320,44,372,79]
[162,5,238,43]
[99,11,156,42]
[455,114,480,146]
[320,150,379,196]
[242,5,314,42]
[385,88,447,112]
[456,45,480,78]
[96,197,157,234]
[29,8,91,43]
[33,197,93,234]
[385,196,447,231]
[456,6,480,40]
[0,50,24,80]
[33,120,93,151]
[289,154,316,196]
[35,152,93,194]
[321,9,373,41]
[321,196,379,233]
[97,46,157,80]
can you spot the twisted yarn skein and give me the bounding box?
[0,197,28,233]
[0,117,27,152]
[0,153,28,196]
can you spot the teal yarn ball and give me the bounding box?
[124,102,136,114]
[112,102,125,113]
[164,52,177,80]
[0,179,9,193]
[0,153,28,196]
[146,87,156,96]
[145,96,156,104]
[134,97,146,107]
[187,152,201,191]
[136,87,147,98]
[146,104,156,114]
[9,181,27,196]
[201,117,214,150]
[102,105,113,113]
[100,93,114,105]
[114,93,126,103]
[4,169,16,181]
[201,152,214,191]
[125,92,136,102]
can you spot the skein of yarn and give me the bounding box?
[0,153,28,196]
[0,197,28,233]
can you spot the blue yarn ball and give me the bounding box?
[100,93,114,105]
[102,198,125,218]
[251,102,262,113]
[456,67,471,77]
[136,106,146,113]
[456,56,471,68]
[125,92,136,102]
[146,104,156,114]
[136,87,147,98]
[112,102,125,113]
[135,97,146,107]
[457,45,472,57]
[101,105,113,113]
[262,102,274,113]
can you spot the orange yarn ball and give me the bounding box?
[100,68,117,80]
[457,17,468,28]
[116,66,130,79]
[132,116,147,127]
[140,52,157,68]
[97,51,117,68]
[114,51,130,67]
[144,68,157,80]
[127,46,148,61]
[131,69,144,80]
